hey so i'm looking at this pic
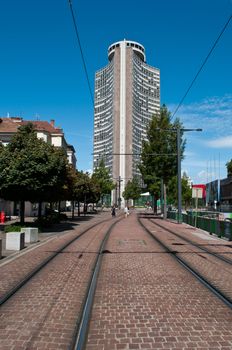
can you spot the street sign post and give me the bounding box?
[192,187,203,228]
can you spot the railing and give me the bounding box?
[167,211,232,241]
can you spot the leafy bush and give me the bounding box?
[34,213,67,228]
[4,222,41,233]
[59,213,68,221]
[34,216,56,228]
[4,213,68,232]
[4,224,22,233]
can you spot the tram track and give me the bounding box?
[0,214,124,350]
[149,217,232,265]
[81,211,232,349]
[138,214,232,309]
[70,212,232,350]
[71,218,119,350]
[71,213,232,349]
[1,211,231,349]
[0,215,121,307]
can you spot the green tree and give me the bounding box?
[167,175,192,209]
[139,105,185,215]
[226,159,232,177]
[92,159,115,205]
[140,174,161,214]
[0,123,70,224]
[73,171,101,216]
[122,177,141,204]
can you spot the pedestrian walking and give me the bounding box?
[124,206,129,218]
[111,206,116,217]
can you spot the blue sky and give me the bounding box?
[0,0,231,184]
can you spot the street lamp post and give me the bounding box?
[115,182,118,207]
[177,127,182,223]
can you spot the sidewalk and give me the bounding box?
[0,209,112,263]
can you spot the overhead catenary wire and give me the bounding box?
[67,0,94,106]
[92,153,177,156]
[171,13,232,119]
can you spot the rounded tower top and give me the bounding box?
[108,40,146,62]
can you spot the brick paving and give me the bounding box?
[86,210,232,350]
[141,217,232,302]
[0,214,120,350]
[0,210,232,350]
[0,211,112,300]
[151,218,232,261]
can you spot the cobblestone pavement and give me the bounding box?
[86,210,232,350]
[0,211,112,299]
[0,213,121,350]
[0,210,232,350]
[140,217,232,303]
[150,218,232,260]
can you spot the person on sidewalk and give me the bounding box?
[111,206,116,217]
[124,206,129,218]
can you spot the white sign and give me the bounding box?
[192,187,203,199]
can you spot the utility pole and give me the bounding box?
[161,178,164,215]
[115,183,118,207]
[177,127,182,223]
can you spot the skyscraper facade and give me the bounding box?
[93,40,160,207]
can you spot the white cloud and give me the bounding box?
[206,135,232,148]
[168,94,232,137]
[193,170,208,184]
[168,94,232,184]
[183,151,196,157]
[190,170,219,184]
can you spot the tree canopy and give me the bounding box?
[226,159,232,178]
[167,174,192,209]
[0,123,69,201]
[140,105,185,185]
[139,105,185,213]
[123,177,141,202]
[0,123,70,222]
[74,170,100,204]
[92,159,115,202]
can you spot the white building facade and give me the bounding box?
[93,40,160,207]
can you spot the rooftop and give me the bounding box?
[0,117,63,134]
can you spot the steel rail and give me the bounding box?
[0,216,116,307]
[71,217,121,350]
[138,215,232,309]
[149,217,232,265]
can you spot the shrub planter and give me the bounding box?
[21,227,39,243]
[6,232,25,251]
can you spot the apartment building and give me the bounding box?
[93,40,160,207]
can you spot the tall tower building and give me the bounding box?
[93,40,160,207]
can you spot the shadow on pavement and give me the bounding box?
[42,215,97,233]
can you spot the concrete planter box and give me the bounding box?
[6,232,25,251]
[21,227,39,243]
